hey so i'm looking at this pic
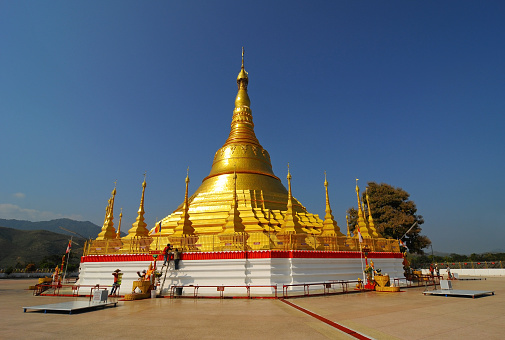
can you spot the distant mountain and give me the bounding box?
[0,226,85,268]
[489,248,505,254]
[0,218,102,239]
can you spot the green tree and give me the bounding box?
[347,182,431,254]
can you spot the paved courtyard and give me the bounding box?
[1,277,503,339]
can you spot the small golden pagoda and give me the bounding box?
[96,184,117,240]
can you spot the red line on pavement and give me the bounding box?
[280,299,372,340]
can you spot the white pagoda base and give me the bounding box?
[77,250,404,296]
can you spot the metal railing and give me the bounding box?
[282,280,360,298]
[33,283,120,297]
[84,233,400,256]
[169,285,278,299]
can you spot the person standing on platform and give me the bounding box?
[111,269,121,296]
[52,266,60,285]
[446,266,452,279]
[435,264,440,277]
[174,248,182,270]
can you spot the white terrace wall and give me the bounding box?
[78,252,404,296]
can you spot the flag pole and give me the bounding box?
[155,217,159,251]
[359,240,365,284]
[400,221,418,241]
[357,227,365,285]
[63,236,72,282]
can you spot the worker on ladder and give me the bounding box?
[163,243,173,267]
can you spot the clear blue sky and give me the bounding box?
[1,1,504,254]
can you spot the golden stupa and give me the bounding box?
[86,49,398,255]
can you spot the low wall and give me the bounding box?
[421,268,505,277]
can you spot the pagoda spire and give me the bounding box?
[366,188,380,237]
[222,47,260,148]
[96,183,117,240]
[198,47,284,199]
[320,171,344,236]
[355,179,371,238]
[172,168,195,236]
[279,164,303,234]
[346,214,351,237]
[221,168,245,234]
[124,174,149,239]
[116,208,123,239]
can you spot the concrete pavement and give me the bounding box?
[1,277,503,339]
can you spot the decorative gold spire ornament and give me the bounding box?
[172,168,195,236]
[116,208,123,239]
[124,174,150,239]
[355,179,371,238]
[220,169,245,234]
[366,188,380,237]
[316,171,345,250]
[169,169,198,250]
[320,171,344,237]
[96,183,117,240]
[218,168,249,250]
[278,164,303,234]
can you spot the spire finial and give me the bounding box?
[116,207,123,239]
[320,170,344,237]
[354,179,370,238]
[184,168,190,201]
[241,46,244,69]
[355,178,361,209]
[286,163,292,200]
[96,182,117,240]
[170,164,195,241]
[123,174,149,239]
[366,187,380,237]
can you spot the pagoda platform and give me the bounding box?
[77,250,404,296]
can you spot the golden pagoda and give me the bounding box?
[85,49,400,255]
